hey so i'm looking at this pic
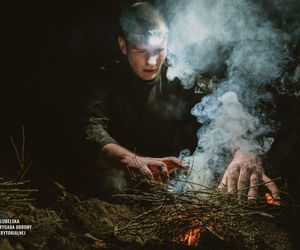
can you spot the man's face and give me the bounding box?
[118,36,167,80]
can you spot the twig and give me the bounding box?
[21,125,25,170]
[204,225,225,241]
[10,136,22,169]
[0,180,31,186]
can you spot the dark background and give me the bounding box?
[2,1,165,170]
[2,1,126,180]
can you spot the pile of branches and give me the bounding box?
[0,177,37,214]
[113,182,284,249]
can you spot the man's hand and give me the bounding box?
[218,150,279,200]
[124,155,186,184]
[100,144,185,184]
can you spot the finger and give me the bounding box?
[135,165,154,181]
[162,157,186,172]
[237,167,251,200]
[152,173,163,183]
[218,172,228,189]
[147,157,186,178]
[147,159,166,169]
[160,156,182,165]
[148,161,170,184]
[227,165,240,194]
[254,157,264,172]
[262,174,280,199]
[147,160,166,171]
[248,172,259,200]
[159,163,170,184]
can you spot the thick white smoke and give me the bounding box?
[164,0,289,86]
[155,0,298,188]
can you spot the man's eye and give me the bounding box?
[138,50,146,54]
[157,48,165,53]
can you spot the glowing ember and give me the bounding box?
[178,219,201,246]
[265,193,280,206]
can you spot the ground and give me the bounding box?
[0,178,294,250]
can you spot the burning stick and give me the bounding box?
[178,219,201,246]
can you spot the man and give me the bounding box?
[81,2,279,199]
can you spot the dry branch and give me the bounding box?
[112,181,286,249]
[0,178,37,214]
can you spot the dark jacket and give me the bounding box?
[80,60,209,159]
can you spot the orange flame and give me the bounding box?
[178,219,201,246]
[265,193,280,206]
[176,193,279,246]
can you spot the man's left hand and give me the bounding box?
[218,150,279,200]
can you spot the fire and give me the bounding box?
[175,193,279,247]
[179,226,201,246]
[178,219,201,246]
[265,193,280,206]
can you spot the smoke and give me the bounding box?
[155,0,299,188]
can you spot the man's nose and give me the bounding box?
[146,55,158,66]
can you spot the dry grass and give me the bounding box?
[0,125,37,215]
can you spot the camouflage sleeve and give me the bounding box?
[81,83,118,150]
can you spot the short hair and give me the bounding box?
[119,2,168,44]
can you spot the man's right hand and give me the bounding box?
[123,155,186,184]
[100,144,185,184]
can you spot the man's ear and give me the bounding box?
[118,36,127,55]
